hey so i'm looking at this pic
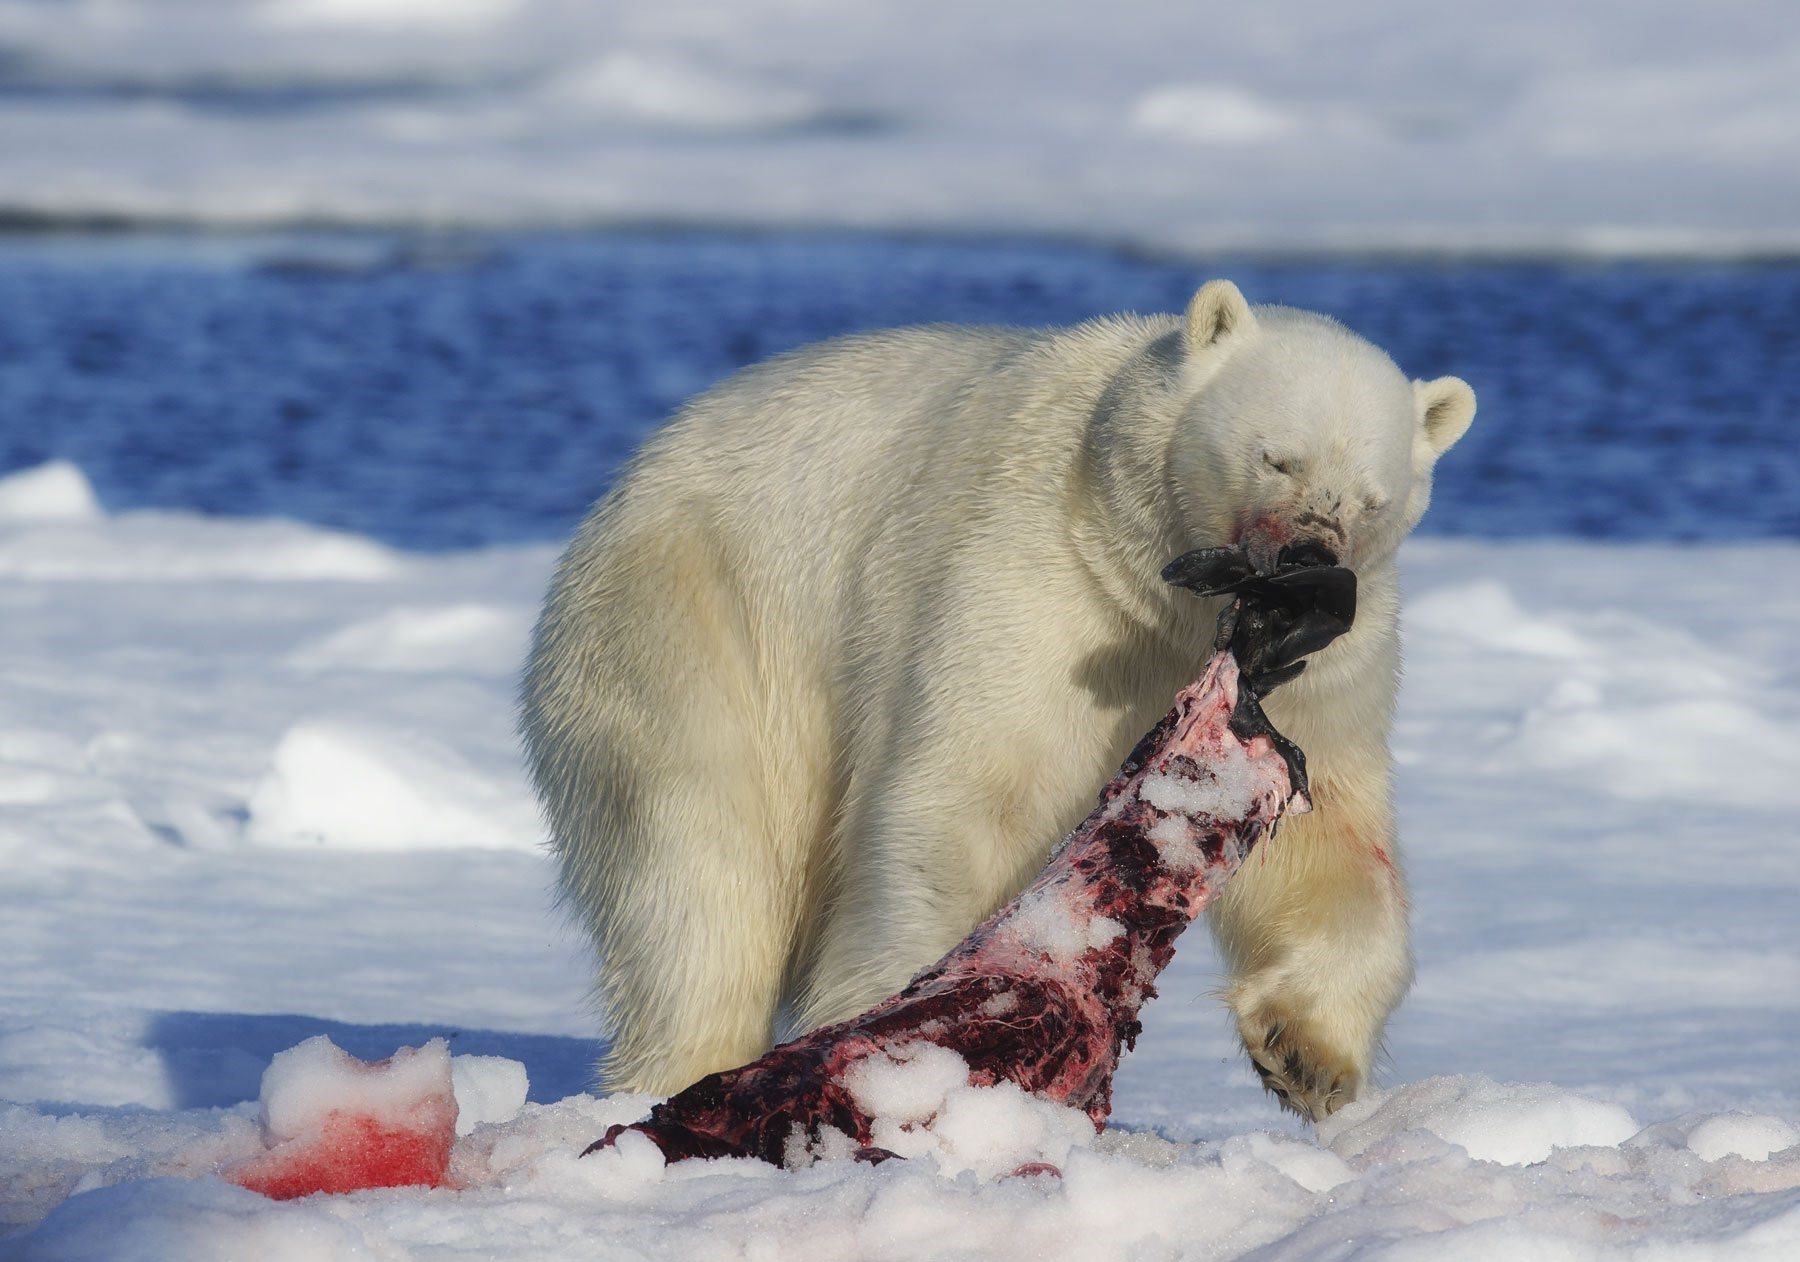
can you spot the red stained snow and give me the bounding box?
[232,1101,455,1199]
[229,1061,457,1200]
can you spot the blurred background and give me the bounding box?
[0,0,1795,546]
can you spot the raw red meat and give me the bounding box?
[587,549,1354,1170]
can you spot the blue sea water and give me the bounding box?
[0,231,1795,550]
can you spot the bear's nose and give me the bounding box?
[1277,541,1338,569]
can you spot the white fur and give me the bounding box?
[520,281,1475,1114]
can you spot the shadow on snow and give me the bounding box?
[144,1010,603,1110]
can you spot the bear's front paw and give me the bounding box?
[1239,1006,1362,1122]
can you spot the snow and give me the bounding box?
[22,1179,377,1262]
[922,1080,1096,1181]
[1130,85,1305,147]
[0,515,399,583]
[1139,750,1259,821]
[839,1042,1098,1180]
[285,605,530,676]
[254,1037,452,1146]
[843,1043,974,1129]
[1688,1115,1800,1164]
[450,1055,530,1137]
[0,463,1797,1255]
[262,0,525,29]
[0,464,102,524]
[1320,1077,1640,1166]
[1411,578,1800,808]
[247,718,542,851]
[0,2,1796,253]
[230,1037,457,1199]
[1002,889,1126,964]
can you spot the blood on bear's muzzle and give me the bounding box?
[1235,515,1343,576]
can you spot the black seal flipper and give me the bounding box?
[1159,546,1257,598]
[1162,546,1358,802]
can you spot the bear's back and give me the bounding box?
[641,324,1037,511]
[594,317,1165,640]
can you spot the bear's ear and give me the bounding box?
[1414,376,1477,460]
[1185,279,1256,351]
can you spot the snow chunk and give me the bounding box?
[0,513,398,582]
[450,1054,529,1136]
[782,1122,858,1170]
[1145,814,1201,871]
[1002,888,1122,963]
[842,1041,971,1127]
[1220,1131,1355,1193]
[451,1092,667,1198]
[247,719,541,851]
[230,1036,457,1199]
[1688,1113,1799,1162]
[1139,745,1258,822]
[841,1042,1096,1180]
[0,462,102,522]
[1086,915,1124,951]
[926,1080,1094,1179]
[257,1036,453,1144]
[287,604,530,674]
[1321,1076,1639,1166]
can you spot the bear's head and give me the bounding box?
[1167,280,1475,575]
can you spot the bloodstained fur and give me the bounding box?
[586,651,1305,1169]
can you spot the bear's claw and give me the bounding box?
[1242,1008,1361,1123]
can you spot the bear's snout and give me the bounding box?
[1239,512,1351,575]
[1236,517,1287,575]
[1277,541,1337,569]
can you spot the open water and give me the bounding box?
[1,231,1794,549]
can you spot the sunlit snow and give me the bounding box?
[1,463,1797,1258]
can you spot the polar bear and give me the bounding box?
[521,281,1475,1120]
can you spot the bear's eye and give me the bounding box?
[1362,493,1389,514]
[1262,452,1299,477]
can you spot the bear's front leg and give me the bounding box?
[1205,766,1412,1121]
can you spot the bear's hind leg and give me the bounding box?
[527,530,824,1097]
[585,779,800,1096]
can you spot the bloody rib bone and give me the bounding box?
[585,552,1355,1169]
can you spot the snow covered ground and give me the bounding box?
[2,460,1798,1258]
[1,0,1798,253]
